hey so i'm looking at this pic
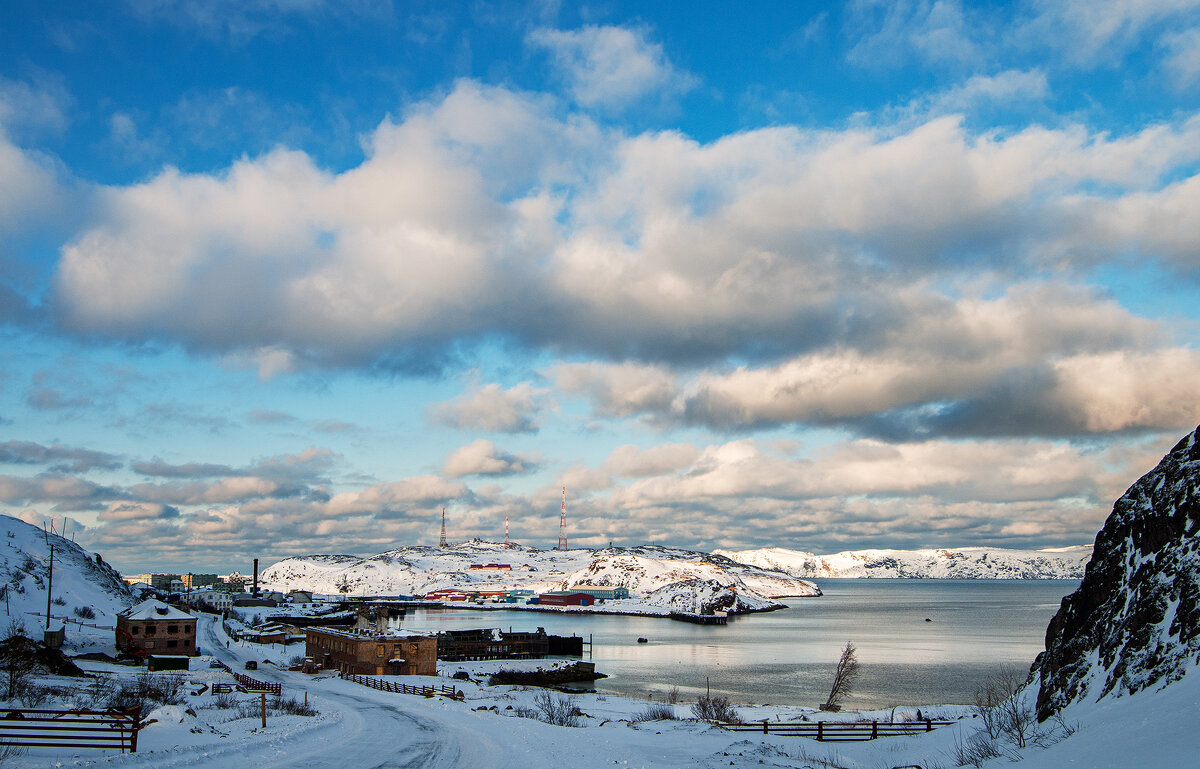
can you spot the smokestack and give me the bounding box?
[253,558,259,596]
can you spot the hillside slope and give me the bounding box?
[1034,424,1200,720]
[260,541,819,612]
[0,514,134,651]
[715,545,1092,579]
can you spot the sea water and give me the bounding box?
[397,579,1078,708]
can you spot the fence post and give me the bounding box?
[817,722,823,742]
[871,721,878,739]
[130,706,141,753]
[261,692,266,728]
[762,720,768,734]
[926,718,931,732]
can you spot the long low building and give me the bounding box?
[304,627,437,676]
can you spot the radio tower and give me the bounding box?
[504,516,511,548]
[438,507,448,548]
[557,486,568,551]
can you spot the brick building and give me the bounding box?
[115,599,199,657]
[304,628,437,676]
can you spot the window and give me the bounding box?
[376,644,385,658]
[145,625,156,636]
[167,640,178,649]
[145,640,155,649]
[183,639,191,648]
[130,625,139,635]
[167,625,178,633]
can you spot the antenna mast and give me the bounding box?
[558,486,568,551]
[504,516,511,548]
[439,507,448,548]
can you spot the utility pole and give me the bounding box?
[558,487,568,551]
[45,545,54,630]
[438,507,448,548]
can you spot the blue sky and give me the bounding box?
[2,0,1199,573]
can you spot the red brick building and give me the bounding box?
[304,628,437,676]
[115,599,198,657]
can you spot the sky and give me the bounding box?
[1,0,1199,575]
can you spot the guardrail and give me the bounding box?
[214,660,282,695]
[0,706,148,752]
[716,718,957,741]
[340,673,463,701]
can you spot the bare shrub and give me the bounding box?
[633,703,677,721]
[105,673,187,710]
[511,705,538,719]
[273,695,318,716]
[666,685,680,704]
[972,667,1023,740]
[822,641,859,711]
[950,730,1005,767]
[73,606,96,620]
[691,695,741,724]
[212,692,239,710]
[532,690,581,727]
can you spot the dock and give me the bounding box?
[668,612,728,625]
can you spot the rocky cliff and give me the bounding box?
[1034,425,1200,721]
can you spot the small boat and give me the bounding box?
[636,637,648,643]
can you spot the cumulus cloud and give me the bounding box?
[442,439,537,477]
[553,362,677,418]
[846,0,986,69]
[428,382,551,433]
[527,25,695,109]
[602,443,699,477]
[49,79,1200,381]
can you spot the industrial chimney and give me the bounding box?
[252,558,259,596]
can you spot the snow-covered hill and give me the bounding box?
[260,541,820,612]
[714,545,1092,579]
[0,514,134,652]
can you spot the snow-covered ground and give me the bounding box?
[5,612,1194,768]
[716,545,1093,580]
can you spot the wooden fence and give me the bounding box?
[716,718,957,742]
[0,707,146,752]
[214,660,282,695]
[340,673,463,701]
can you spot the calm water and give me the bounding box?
[395,579,1078,709]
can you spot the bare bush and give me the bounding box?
[212,692,238,710]
[273,695,318,716]
[950,730,1005,767]
[73,606,96,620]
[533,690,582,727]
[666,686,680,704]
[105,673,187,710]
[633,703,677,721]
[691,695,741,724]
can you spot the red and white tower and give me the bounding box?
[557,486,568,551]
[504,516,511,549]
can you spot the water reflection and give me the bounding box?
[398,579,1077,708]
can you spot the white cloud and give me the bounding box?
[428,382,551,433]
[527,25,695,109]
[1163,27,1200,87]
[846,0,985,69]
[443,439,537,477]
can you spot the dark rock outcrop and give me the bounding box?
[1034,425,1200,721]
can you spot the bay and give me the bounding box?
[396,579,1079,709]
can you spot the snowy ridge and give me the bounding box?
[260,541,819,611]
[0,514,134,648]
[714,545,1093,579]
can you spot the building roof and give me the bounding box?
[304,626,433,642]
[119,598,194,621]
